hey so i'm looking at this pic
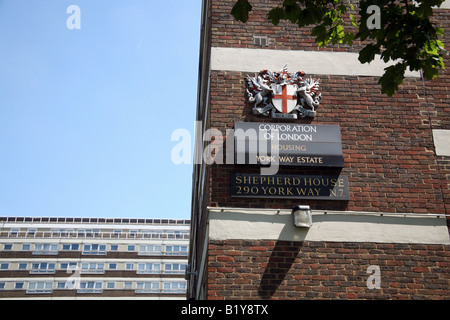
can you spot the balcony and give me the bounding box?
[0,231,190,240]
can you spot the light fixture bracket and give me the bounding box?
[292,205,313,228]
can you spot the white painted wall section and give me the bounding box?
[440,0,450,9]
[211,47,421,77]
[208,208,450,244]
[433,129,450,157]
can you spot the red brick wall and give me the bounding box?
[209,70,446,214]
[198,0,450,300]
[211,0,359,51]
[207,240,450,300]
[206,0,450,215]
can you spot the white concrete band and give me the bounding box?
[211,47,421,77]
[441,0,450,9]
[433,129,450,157]
[208,207,450,244]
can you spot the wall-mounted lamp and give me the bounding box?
[292,205,313,228]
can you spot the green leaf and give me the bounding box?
[267,7,285,26]
[312,24,329,47]
[422,64,440,80]
[230,0,446,97]
[231,0,253,23]
[349,13,357,28]
[358,44,379,64]
[379,63,407,97]
[348,1,355,10]
[425,40,438,54]
[283,0,301,23]
[343,32,354,46]
[300,6,326,26]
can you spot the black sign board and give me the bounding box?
[231,173,350,200]
[234,122,344,167]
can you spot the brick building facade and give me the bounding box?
[187,0,450,299]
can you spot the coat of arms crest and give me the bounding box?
[246,65,322,119]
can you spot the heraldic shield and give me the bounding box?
[246,65,322,118]
[271,83,297,114]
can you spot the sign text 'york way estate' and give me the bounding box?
[234,122,344,167]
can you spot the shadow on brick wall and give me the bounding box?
[257,240,303,299]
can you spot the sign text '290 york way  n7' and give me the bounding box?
[231,173,350,200]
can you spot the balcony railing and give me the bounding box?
[0,231,190,240]
[0,216,190,225]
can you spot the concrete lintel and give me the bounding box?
[208,207,450,244]
[211,47,421,78]
[433,129,450,157]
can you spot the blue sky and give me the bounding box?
[0,1,201,219]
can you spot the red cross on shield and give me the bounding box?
[271,84,297,114]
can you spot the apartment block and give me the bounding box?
[0,216,189,299]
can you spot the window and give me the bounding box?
[165,230,186,239]
[137,263,160,274]
[27,281,53,294]
[30,262,56,274]
[80,262,105,274]
[127,244,135,251]
[136,281,159,293]
[78,281,102,293]
[15,282,24,289]
[124,282,133,289]
[165,245,188,255]
[51,229,62,237]
[82,244,106,255]
[164,263,187,274]
[129,230,138,238]
[60,262,78,270]
[33,243,58,254]
[113,230,122,237]
[143,230,163,238]
[62,244,79,251]
[18,263,27,270]
[110,245,118,251]
[125,263,134,270]
[22,244,31,251]
[0,282,5,290]
[27,228,36,236]
[3,244,12,251]
[253,35,269,47]
[106,282,115,289]
[78,229,100,237]
[51,229,73,237]
[138,244,162,255]
[62,229,74,236]
[109,263,117,270]
[0,263,9,270]
[162,281,186,293]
